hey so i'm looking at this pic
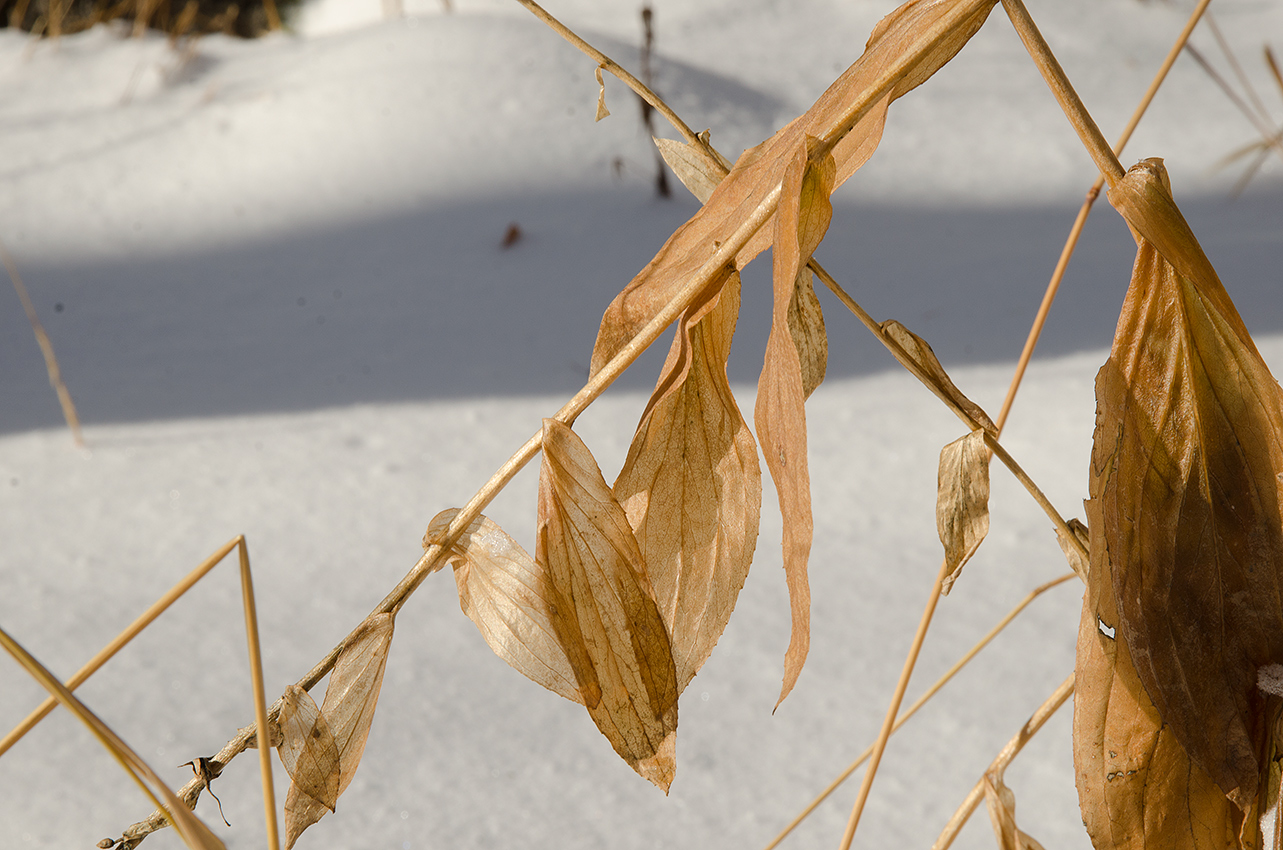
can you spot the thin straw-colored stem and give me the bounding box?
[0,537,241,758]
[1,239,83,447]
[237,539,280,850]
[1207,13,1272,128]
[999,0,1125,188]
[932,672,1075,850]
[995,0,1212,429]
[764,572,1074,850]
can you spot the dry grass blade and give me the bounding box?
[538,419,679,791]
[0,625,226,850]
[614,270,761,693]
[589,0,999,379]
[757,136,835,706]
[283,613,395,848]
[1093,158,1283,809]
[426,508,582,703]
[936,430,991,595]
[982,774,1046,850]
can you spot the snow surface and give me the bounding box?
[1,1,1281,849]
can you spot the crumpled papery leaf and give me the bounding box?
[936,429,990,595]
[613,269,762,692]
[983,773,1048,850]
[426,508,582,704]
[1055,518,1090,585]
[788,267,828,400]
[654,135,733,205]
[283,613,395,849]
[1075,492,1242,850]
[594,65,610,121]
[276,684,340,812]
[755,135,834,707]
[880,319,997,435]
[1092,157,1283,809]
[590,0,998,378]
[538,418,680,791]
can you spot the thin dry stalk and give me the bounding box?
[0,537,241,758]
[994,0,1211,429]
[1,240,84,447]
[999,0,1124,187]
[1207,13,1273,128]
[931,672,1075,850]
[237,540,280,850]
[763,572,1075,850]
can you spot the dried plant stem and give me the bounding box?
[763,572,1074,850]
[931,671,1076,850]
[999,0,1124,188]
[995,0,1212,429]
[0,537,241,758]
[237,540,280,850]
[2,239,84,447]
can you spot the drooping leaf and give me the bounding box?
[590,0,998,378]
[594,65,610,121]
[983,773,1047,850]
[283,613,395,848]
[1074,494,1242,850]
[654,136,730,205]
[788,267,828,400]
[1093,158,1283,808]
[936,429,990,595]
[755,135,834,707]
[427,508,582,704]
[538,418,680,791]
[276,684,340,812]
[880,319,997,435]
[614,269,762,692]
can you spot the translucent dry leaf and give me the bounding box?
[590,0,997,378]
[427,508,582,704]
[755,135,834,707]
[983,774,1047,850]
[1074,492,1241,850]
[880,319,997,435]
[276,684,340,812]
[538,418,680,791]
[1093,158,1283,808]
[936,429,990,595]
[283,613,395,848]
[594,65,610,121]
[654,136,726,204]
[788,266,828,400]
[613,269,761,692]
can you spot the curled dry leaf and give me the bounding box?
[756,135,834,707]
[590,0,998,378]
[283,613,395,849]
[788,266,828,400]
[1055,517,1090,585]
[654,136,728,205]
[1093,158,1283,808]
[539,418,680,791]
[594,65,610,121]
[1075,492,1241,850]
[880,319,997,435]
[613,269,761,692]
[427,508,582,704]
[936,429,990,595]
[983,773,1047,850]
[276,684,340,812]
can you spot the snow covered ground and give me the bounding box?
[1,1,1281,848]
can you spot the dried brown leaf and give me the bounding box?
[654,136,725,204]
[427,508,582,704]
[613,269,762,692]
[983,773,1047,850]
[538,418,680,791]
[284,613,395,848]
[936,429,990,595]
[1055,517,1090,585]
[880,319,997,435]
[755,136,834,707]
[276,684,339,812]
[589,0,997,378]
[1074,492,1242,850]
[594,65,610,121]
[788,266,828,400]
[1094,158,1283,808]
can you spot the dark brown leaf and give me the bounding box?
[614,269,762,692]
[1094,158,1283,807]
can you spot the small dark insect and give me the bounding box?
[182,757,231,826]
[501,222,523,248]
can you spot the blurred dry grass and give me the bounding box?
[2,0,291,39]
